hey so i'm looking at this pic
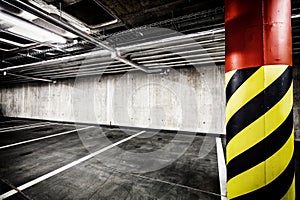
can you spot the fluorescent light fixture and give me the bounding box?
[98,19,118,28]
[292,14,300,19]
[18,10,38,21]
[0,11,66,44]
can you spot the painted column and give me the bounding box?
[225,0,295,199]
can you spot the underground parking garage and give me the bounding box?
[0,0,300,199]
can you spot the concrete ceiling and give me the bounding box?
[0,0,300,85]
[44,0,224,28]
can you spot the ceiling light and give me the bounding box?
[0,11,67,44]
[98,19,118,28]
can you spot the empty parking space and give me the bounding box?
[0,119,224,200]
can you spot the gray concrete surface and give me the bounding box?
[1,63,299,139]
[0,66,225,134]
[293,57,300,139]
[0,119,222,200]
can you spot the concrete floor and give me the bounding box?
[0,118,222,200]
[0,118,299,200]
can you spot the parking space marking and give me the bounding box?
[216,137,227,200]
[0,122,54,133]
[0,122,49,131]
[0,122,52,131]
[0,130,146,199]
[0,126,95,150]
[0,120,21,124]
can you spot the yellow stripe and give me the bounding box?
[226,67,264,124]
[227,161,265,199]
[227,132,294,199]
[266,130,294,183]
[227,84,293,163]
[281,175,295,200]
[225,70,236,88]
[263,65,289,86]
[226,65,288,124]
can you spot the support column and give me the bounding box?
[225,0,295,199]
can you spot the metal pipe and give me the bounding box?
[28,56,225,79]
[40,58,225,79]
[137,53,224,64]
[47,67,135,79]
[4,38,221,76]
[5,72,54,83]
[18,56,114,73]
[118,30,225,53]
[0,50,108,71]
[22,50,224,76]
[146,59,225,69]
[125,38,224,56]
[1,28,224,73]
[132,47,225,60]
[119,28,225,54]
[28,63,126,76]
[143,56,224,67]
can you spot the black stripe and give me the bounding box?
[231,154,295,200]
[226,67,292,145]
[226,67,260,103]
[227,111,293,181]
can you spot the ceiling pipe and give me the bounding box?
[124,38,225,56]
[20,50,224,76]
[132,46,225,60]
[2,35,224,74]
[5,72,54,83]
[142,56,225,67]
[118,28,225,52]
[136,53,225,64]
[25,62,126,76]
[24,56,225,78]
[146,59,225,69]
[39,58,225,79]
[9,42,225,78]
[46,68,135,79]
[1,0,150,73]
[17,56,114,73]
[0,50,108,71]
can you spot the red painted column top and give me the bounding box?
[225,0,292,72]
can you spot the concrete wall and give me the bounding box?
[1,63,299,137]
[293,57,300,139]
[0,66,225,134]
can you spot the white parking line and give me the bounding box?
[216,137,227,200]
[0,126,95,150]
[0,120,20,124]
[0,130,146,199]
[0,122,51,131]
[0,122,54,133]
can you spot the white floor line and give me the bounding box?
[216,137,227,200]
[56,123,77,127]
[0,120,21,124]
[295,138,300,142]
[0,126,95,150]
[0,130,146,199]
[0,122,54,133]
[0,122,51,131]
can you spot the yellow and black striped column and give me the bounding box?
[225,0,295,199]
[225,65,295,199]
